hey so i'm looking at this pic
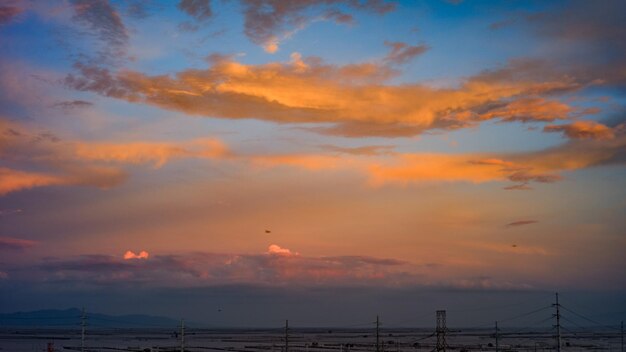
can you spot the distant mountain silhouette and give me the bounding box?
[0,308,183,328]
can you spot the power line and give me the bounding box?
[87,315,179,328]
[559,305,621,331]
[471,305,553,329]
[501,316,555,337]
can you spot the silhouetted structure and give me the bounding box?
[180,319,185,352]
[285,319,289,352]
[494,321,499,352]
[553,293,561,352]
[375,315,380,352]
[80,308,85,352]
[436,310,447,352]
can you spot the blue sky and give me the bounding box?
[0,0,624,326]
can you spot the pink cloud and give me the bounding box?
[0,236,38,251]
[124,250,149,260]
[267,244,298,257]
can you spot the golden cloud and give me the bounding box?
[65,57,587,138]
[543,120,615,140]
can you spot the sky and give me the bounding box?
[0,0,625,328]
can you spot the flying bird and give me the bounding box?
[512,244,518,248]
[265,229,271,233]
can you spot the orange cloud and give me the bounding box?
[0,166,127,196]
[124,250,149,260]
[74,138,228,167]
[252,154,341,171]
[366,131,626,187]
[319,144,395,156]
[236,129,626,189]
[543,120,615,140]
[478,97,573,122]
[0,168,64,195]
[0,118,226,195]
[366,154,556,186]
[65,57,585,138]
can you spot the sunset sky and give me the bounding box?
[0,0,625,327]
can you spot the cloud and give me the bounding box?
[477,97,573,123]
[0,208,22,216]
[251,154,342,171]
[240,0,396,52]
[70,0,129,62]
[222,124,626,189]
[178,0,212,21]
[0,119,130,195]
[459,241,550,256]
[0,5,23,25]
[0,168,65,196]
[0,236,38,251]
[506,220,538,227]
[529,0,626,51]
[4,114,624,196]
[124,250,149,260]
[51,100,94,109]
[520,0,626,89]
[0,118,227,195]
[503,183,532,191]
[319,144,395,156]
[64,56,589,138]
[24,248,422,287]
[383,41,428,65]
[0,164,112,195]
[73,139,229,167]
[267,244,298,257]
[366,154,562,187]
[543,121,615,140]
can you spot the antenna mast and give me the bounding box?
[285,320,289,352]
[81,308,86,352]
[495,321,499,352]
[181,319,185,352]
[620,320,624,352]
[375,315,380,352]
[553,293,561,352]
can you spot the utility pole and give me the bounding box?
[81,307,85,352]
[436,310,446,352]
[375,315,380,352]
[285,320,289,352]
[620,320,624,352]
[553,293,561,352]
[180,319,185,352]
[495,321,499,352]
